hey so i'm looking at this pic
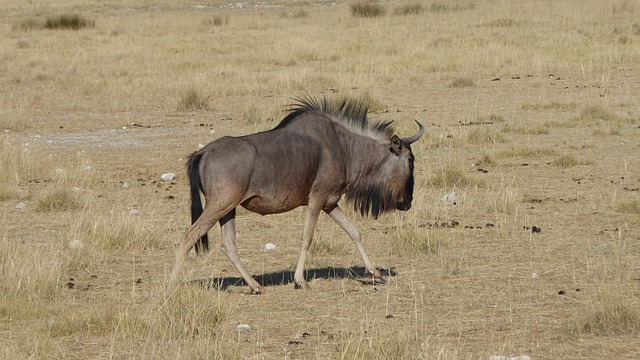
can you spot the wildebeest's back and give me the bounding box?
[198,113,347,215]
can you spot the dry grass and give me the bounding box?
[1,0,639,358]
[427,167,486,189]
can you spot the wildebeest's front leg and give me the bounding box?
[325,205,384,282]
[293,201,323,289]
[219,209,265,294]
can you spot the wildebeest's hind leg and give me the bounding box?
[167,203,235,294]
[325,205,384,283]
[219,209,265,294]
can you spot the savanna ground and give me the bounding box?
[1,0,640,358]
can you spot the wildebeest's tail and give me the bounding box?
[187,152,209,253]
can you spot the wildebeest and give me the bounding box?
[167,96,424,294]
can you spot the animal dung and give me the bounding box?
[160,172,176,181]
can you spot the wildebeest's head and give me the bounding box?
[346,120,424,219]
[382,121,424,212]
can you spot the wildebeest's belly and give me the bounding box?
[240,193,308,215]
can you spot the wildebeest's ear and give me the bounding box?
[389,135,403,155]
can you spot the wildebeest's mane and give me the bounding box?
[276,96,395,141]
[345,183,396,219]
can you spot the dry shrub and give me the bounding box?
[0,238,64,320]
[449,77,475,88]
[351,1,386,18]
[575,105,620,123]
[161,287,227,340]
[466,127,508,144]
[502,123,551,135]
[178,87,209,111]
[552,154,593,167]
[521,101,577,111]
[428,167,485,188]
[391,227,446,256]
[613,199,640,215]
[202,15,229,26]
[36,188,81,212]
[571,294,640,336]
[393,3,423,16]
[335,328,420,360]
[45,14,95,30]
[75,210,166,252]
[494,145,558,159]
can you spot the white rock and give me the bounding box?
[531,272,538,280]
[441,191,457,204]
[68,239,82,249]
[236,324,252,333]
[72,187,82,192]
[84,165,93,171]
[129,209,141,215]
[122,182,130,189]
[489,356,532,360]
[198,143,205,149]
[16,202,27,210]
[160,173,176,181]
[264,242,276,251]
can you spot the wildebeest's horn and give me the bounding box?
[402,120,425,145]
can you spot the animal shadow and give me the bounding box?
[190,266,397,291]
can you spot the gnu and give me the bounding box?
[168,96,424,294]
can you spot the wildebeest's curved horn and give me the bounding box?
[402,120,425,145]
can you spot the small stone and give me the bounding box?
[236,324,252,333]
[16,202,27,210]
[441,192,457,204]
[531,272,538,280]
[129,209,141,215]
[264,242,276,251]
[68,239,83,249]
[122,182,130,189]
[160,173,176,181]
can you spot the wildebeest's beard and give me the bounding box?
[397,171,414,211]
[345,183,395,219]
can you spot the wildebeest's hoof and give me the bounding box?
[294,281,309,290]
[251,286,265,295]
[374,277,387,285]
